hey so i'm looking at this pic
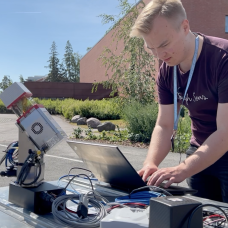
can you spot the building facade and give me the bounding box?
[80,0,228,83]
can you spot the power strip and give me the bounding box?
[100,207,150,228]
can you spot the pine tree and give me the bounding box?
[64,40,74,81]
[64,41,81,82]
[58,62,69,82]
[71,52,81,82]
[45,41,60,82]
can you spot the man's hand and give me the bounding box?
[147,166,187,188]
[137,163,158,182]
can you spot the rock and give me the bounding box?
[97,122,115,132]
[87,118,101,129]
[76,117,87,125]
[71,115,81,123]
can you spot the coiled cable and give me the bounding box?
[52,191,108,228]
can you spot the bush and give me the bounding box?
[122,101,191,152]
[122,100,158,143]
[72,126,129,142]
[0,99,13,113]
[174,110,191,153]
[33,98,122,120]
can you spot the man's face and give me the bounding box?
[143,16,189,66]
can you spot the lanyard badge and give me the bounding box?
[171,36,199,152]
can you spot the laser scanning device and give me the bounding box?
[0,82,66,213]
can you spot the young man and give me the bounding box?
[130,0,228,202]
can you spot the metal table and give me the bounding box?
[0,179,227,228]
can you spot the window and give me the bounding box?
[226,16,228,33]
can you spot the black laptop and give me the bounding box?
[67,140,197,195]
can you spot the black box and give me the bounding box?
[149,196,202,228]
[9,182,65,214]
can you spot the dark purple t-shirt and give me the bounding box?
[157,33,228,147]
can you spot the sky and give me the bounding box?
[0,0,137,82]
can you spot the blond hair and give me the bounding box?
[130,0,187,38]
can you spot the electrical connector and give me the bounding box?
[39,191,55,203]
[77,194,88,219]
[36,150,42,156]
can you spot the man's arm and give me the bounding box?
[138,103,175,182]
[148,103,228,187]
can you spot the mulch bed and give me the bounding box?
[68,138,149,149]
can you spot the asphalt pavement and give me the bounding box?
[0,113,187,187]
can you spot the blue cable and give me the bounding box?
[115,191,165,205]
[5,142,18,167]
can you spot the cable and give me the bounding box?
[58,175,98,192]
[129,185,172,197]
[114,185,169,206]
[106,203,129,213]
[53,169,110,227]
[203,214,225,221]
[52,194,107,228]
[58,175,81,194]
[21,160,41,186]
[67,167,97,194]
[115,190,164,205]
[203,213,226,227]
[203,209,228,227]
[187,204,228,228]
[16,150,42,186]
[5,147,18,166]
[53,174,109,228]
[86,190,109,205]
[58,173,95,197]
[1,141,18,167]
[0,154,6,166]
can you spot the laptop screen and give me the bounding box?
[67,140,197,195]
[67,140,147,191]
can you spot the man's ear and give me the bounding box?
[181,19,190,35]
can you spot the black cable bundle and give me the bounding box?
[17,149,42,186]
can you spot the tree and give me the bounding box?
[71,52,81,82]
[0,75,13,92]
[19,75,25,83]
[58,62,69,82]
[45,41,61,82]
[64,41,81,82]
[96,0,156,104]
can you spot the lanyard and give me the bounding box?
[173,36,199,132]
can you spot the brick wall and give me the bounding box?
[80,28,125,83]
[24,82,115,100]
[182,0,228,39]
[80,0,228,83]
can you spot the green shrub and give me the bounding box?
[0,99,13,113]
[174,111,191,153]
[72,126,129,142]
[73,127,83,139]
[122,101,191,150]
[32,98,122,120]
[122,100,158,143]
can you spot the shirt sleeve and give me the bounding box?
[217,55,228,103]
[156,65,174,105]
